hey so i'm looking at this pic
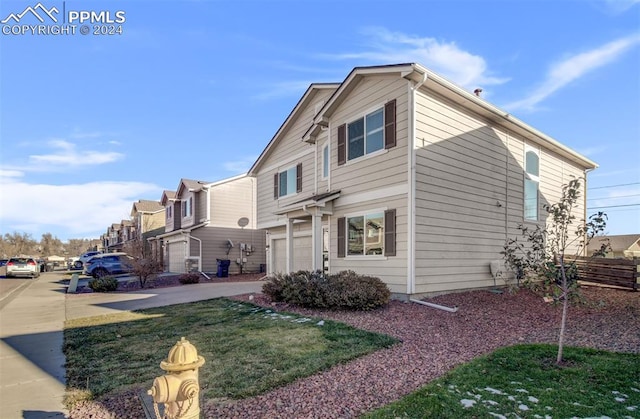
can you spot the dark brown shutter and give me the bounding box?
[273,173,278,199]
[296,163,302,193]
[337,217,345,258]
[384,99,396,149]
[384,209,396,256]
[337,124,346,165]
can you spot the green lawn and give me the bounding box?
[63,298,397,402]
[365,344,640,418]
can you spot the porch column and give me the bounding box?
[311,214,322,271]
[286,217,295,273]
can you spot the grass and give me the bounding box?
[63,298,397,403]
[365,344,640,418]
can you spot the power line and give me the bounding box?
[587,193,640,201]
[588,182,640,190]
[588,203,640,210]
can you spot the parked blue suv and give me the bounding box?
[84,252,134,278]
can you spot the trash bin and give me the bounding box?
[216,259,230,278]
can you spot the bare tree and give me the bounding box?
[0,232,37,257]
[502,178,609,364]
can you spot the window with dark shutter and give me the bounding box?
[337,217,345,258]
[273,173,278,199]
[384,99,396,149]
[384,208,396,256]
[337,124,346,166]
[296,163,302,193]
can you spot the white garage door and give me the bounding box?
[272,236,312,273]
[167,241,186,273]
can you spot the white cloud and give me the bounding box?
[505,33,640,111]
[600,0,640,14]
[3,139,125,173]
[318,27,509,90]
[0,179,162,239]
[0,169,24,178]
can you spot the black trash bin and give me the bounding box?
[216,259,230,278]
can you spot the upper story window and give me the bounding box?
[274,163,302,199]
[322,143,329,179]
[182,197,193,218]
[166,205,172,219]
[348,108,384,160]
[524,147,540,221]
[337,99,396,165]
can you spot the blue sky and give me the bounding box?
[0,0,638,242]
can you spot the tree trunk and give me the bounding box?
[557,255,568,364]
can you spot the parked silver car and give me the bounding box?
[83,252,134,278]
[6,257,40,278]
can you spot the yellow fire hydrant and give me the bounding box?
[148,337,205,419]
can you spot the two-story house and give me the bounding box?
[130,200,165,241]
[149,174,266,274]
[249,63,598,298]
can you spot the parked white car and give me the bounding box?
[6,257,40,278]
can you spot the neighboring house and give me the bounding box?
[131,199,165,241]
[588,234,640,258]
[105,223,122,251]
[149,174,266,274]
[248,63,597,298]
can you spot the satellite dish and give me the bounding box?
[237,217,249,228]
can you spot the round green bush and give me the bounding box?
[262,270,390,310]
[88,276,118,292]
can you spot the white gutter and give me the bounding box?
[407,71,427,296]
[410,298,459,313]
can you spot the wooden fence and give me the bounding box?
[574,256,639,291]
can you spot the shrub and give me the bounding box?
[325,270,391,310]
[88,276,118,292]
[178,272,200,284]
[262,270,390,310]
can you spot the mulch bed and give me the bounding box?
[68,283,639,419]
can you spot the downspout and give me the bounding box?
[407,71,428,296]
[410,298,458,312]
[184,229,210,279]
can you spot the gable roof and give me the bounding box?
[160,190,176,206]
[588,234,640,253]
[248,83,340,175]
[298,63,596,170]
[131,199,164,215]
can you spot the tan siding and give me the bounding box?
[414,89,513,293]
[330,77,409,196]
[192,227,266,274]
[413,87,591,294]
[255,89,335,228]
[210,177,256,228]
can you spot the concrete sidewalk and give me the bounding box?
[0,272,263,418]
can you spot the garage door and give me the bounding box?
[271,236,312,273]
[166,241,186,273]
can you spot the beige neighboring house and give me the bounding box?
[248,63,598,298]
[131,199,165,240]
[588,234,640,258]
[149,174,266,275]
